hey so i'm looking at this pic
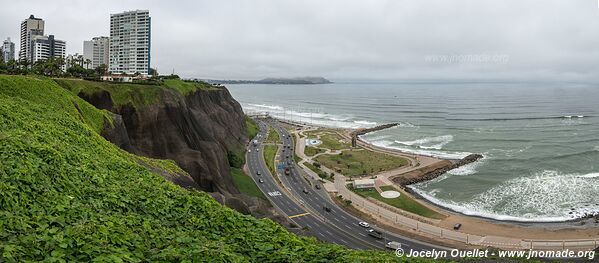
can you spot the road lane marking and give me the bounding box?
[288,212,310,219]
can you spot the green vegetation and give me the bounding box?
[304,162,330,180]
[351,186,444,219]
[265,127,280,144]
[0,75,110,134]
[0,75,439,262]
[54,78,221,109]
[163,79,219,94]
[304,146,325,157]
[263,145,278,176]
[231,167,265,200]
[319,132,351,150]
[245,116,259,140]
[304,129,350,151]
[316,149,408,177]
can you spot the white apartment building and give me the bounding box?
[109,10,151,76]
[83,36,109,69]
[31,35,66,63]
[19,15,45,62]
[2,38,15,62]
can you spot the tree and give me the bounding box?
[84,59,91,69]
[95,64,108,76]
[32,57,66,77]
[0,54,6,74]
[67,64,91,78]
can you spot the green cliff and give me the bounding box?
[0,75,439,262]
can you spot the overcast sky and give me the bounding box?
[2,0,599,81]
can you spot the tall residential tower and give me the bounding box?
[83,36,109,69]
[19,15,45,62]
[109,10,151,75]
[1,38,15,62]
[30,35,66,63]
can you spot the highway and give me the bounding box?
[246,119,446,251]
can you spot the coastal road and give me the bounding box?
[247,118,447,252]
[246,121,377,249]
[267,120,445,252]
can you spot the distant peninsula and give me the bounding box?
[201,77,332,85]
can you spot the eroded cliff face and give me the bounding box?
[101,88,247,194]
[90,88,244,194]
[68,82,289,224]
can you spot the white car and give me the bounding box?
[248,149,252,153]
[358,221,370,228]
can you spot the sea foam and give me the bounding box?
[412,170,599,222]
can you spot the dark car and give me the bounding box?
[367,229,383,239]
[323,206,331,212]
[453,223,462,230]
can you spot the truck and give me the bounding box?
[385,241,402,250]
[284,167,291,176]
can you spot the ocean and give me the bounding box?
[227,81,599,222]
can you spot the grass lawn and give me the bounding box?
[263,145,278,175]
[304,130,350,150]
[304,146,325,157]
[318,132,351,150]
[230,167,265,200]
[315,149,407,177]
[304,162,330,180]
[265,127,280,144]
[245,116,259,140]
[351,186,444,219]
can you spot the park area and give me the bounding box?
[315,149,408,177]
[350,185,444,219]
[303,129,351,151]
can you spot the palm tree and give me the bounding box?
[84,59,91,70]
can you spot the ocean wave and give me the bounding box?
[412,170,599,222]
[446,115,590,121]
[399,122,417,128]
[395,135,453,150]
[243,103,377,129]
[247,103,284,111]
[364,140,471,160]
[353,120,377,126]
[446,157,485,176]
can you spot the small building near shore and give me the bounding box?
[353,179,375,189]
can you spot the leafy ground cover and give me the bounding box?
[0,75,437,262]
[54,78,220,109]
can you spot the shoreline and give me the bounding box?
[271,116,599,226]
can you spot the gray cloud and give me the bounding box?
[1,0,599,81]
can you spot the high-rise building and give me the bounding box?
[1,38,15,62]
[84,37,109,70]
[31,35,66,63]
[109,10,151,75]
[19,15,45,62]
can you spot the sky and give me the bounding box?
[1,0,599,81]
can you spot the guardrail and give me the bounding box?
[336,181,599,251]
